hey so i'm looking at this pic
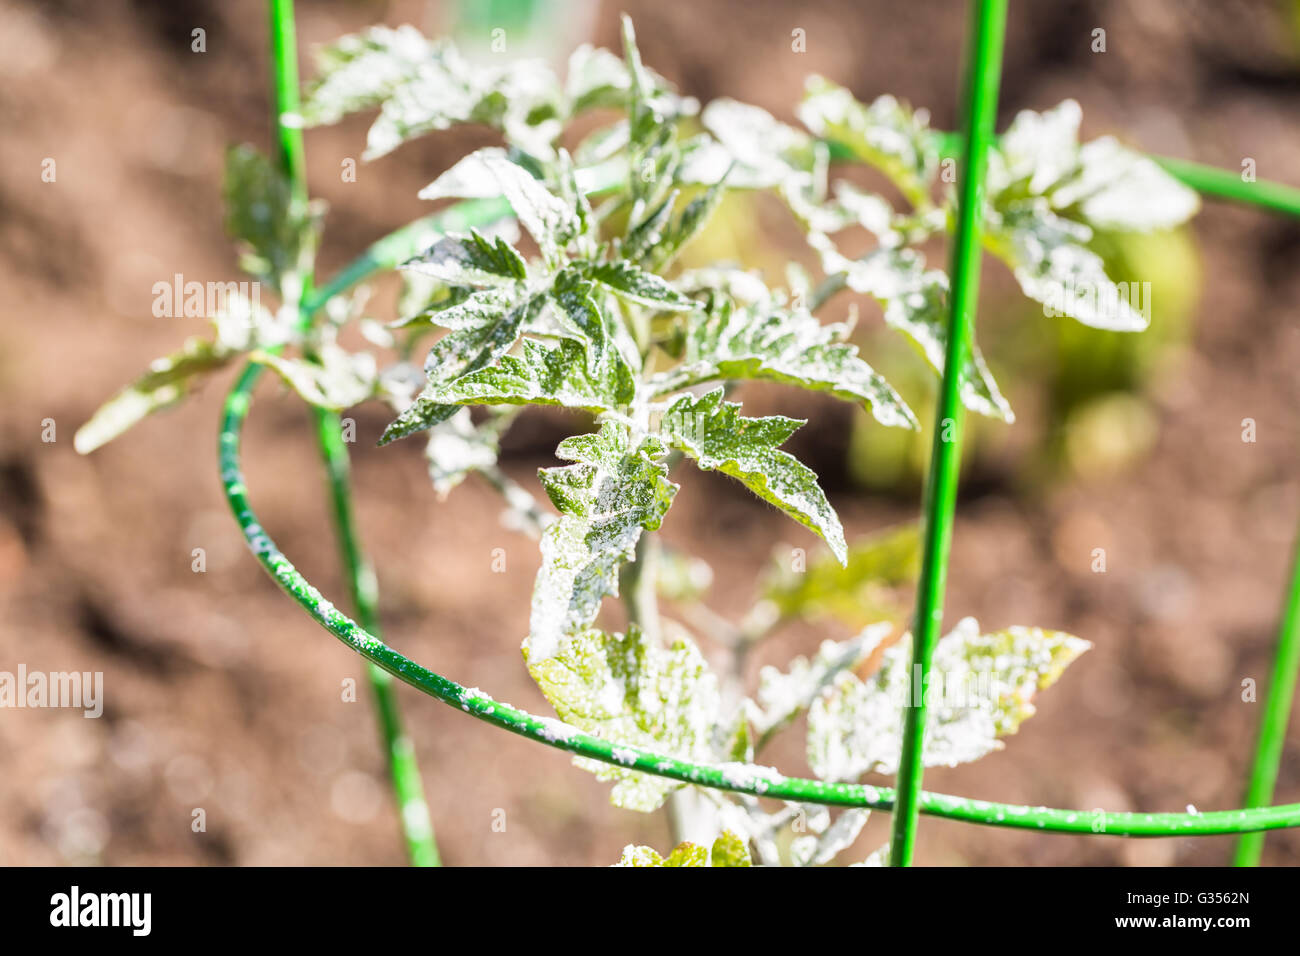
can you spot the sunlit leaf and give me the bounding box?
[526,624,719,812]
[526,422,678,662]
[650,297,917,430]
[660,388,847,563]
[761,523,920,629]
[807,618,1090,781]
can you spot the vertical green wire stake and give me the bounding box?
[1235,528,1300,866]
[313,407,441,866]
[890,0,1007,867]
[267,0,439,866]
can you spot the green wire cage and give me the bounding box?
[236,0,1300,866]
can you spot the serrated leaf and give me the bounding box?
[391,285,519,333]
[660,388,847,564]
[798,78,936,208]
[223,145,323,300]
[761,523,920,629]
[709,830,754,867]
[614,831,752,867]
[380,290,544,444]
[300,24,437,126]
[549,268,609,362]
[985,200,1150,331]
[526,422,678,662]
[587,259,694,310]
[750,624,894,740]
[807,618,1090,781]
[982,101,1197,331]
[813,239,1013,421]
[650,298,917,430]
[526,624,720,812]
[419,148,580,263]
[400,230,526,286]
[421,337,631,411]
[991,100,1198,233]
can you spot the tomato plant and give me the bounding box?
[76,0,1300,867]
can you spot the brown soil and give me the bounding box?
[1,0,1298,866]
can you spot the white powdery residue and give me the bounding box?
[717,761,783,794]
[536,717,578,744]
[611,747,639,766]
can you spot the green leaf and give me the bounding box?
[699,97,819,191]
[990,100,1199,233]
[549,268,610,363]
[400,230,527,286]
[254,333,377,411]
[300,25,438,126]
[223,145,323,299]
[75,337,233,455]
[749,623,894,740]
[798,77,937,208]
[650,174,729,271]
[392,286,519,333]
[982,101,1198,332]
[813,240,1013,421]
[380,290,544,444]
[807,618,1090,781]
[709,830,754,867]
[985,200,1151,332]
[660,388,847,564]
[526,422,678,661]
[75,295,284,454]
[587,259,694,310]
[650,297,917,430]
[761,523,920,629]
[527,622,722,813]
[614,831,752,866]
[419,148,580,263]
[566,43,632,114]
[421,337,631,411]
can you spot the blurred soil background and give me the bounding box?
[1,0,1299,865]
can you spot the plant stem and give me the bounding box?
[620,532,661,643]
[268,0,438,866]
[889,0,1007,867]
[1234,525,1300,866]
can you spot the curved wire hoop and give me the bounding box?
[219,360,1300,838]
